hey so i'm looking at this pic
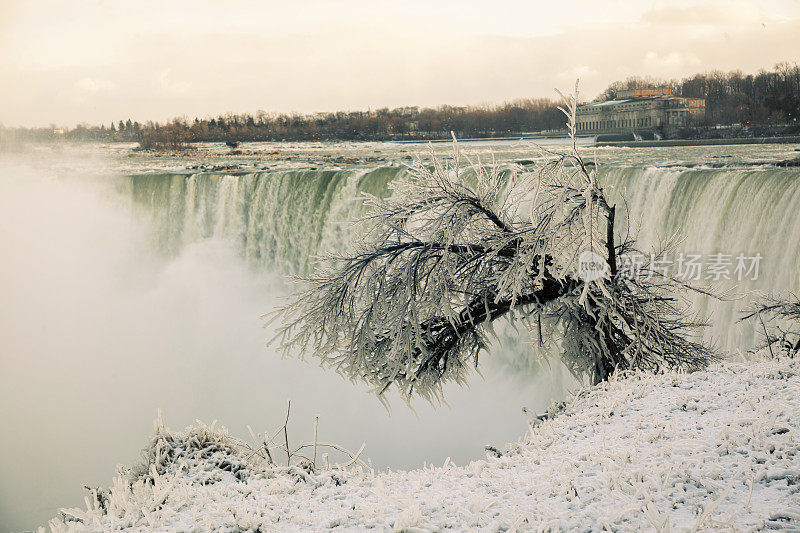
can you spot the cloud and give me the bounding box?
[556,65,599,84]
[643,0,762,26]
[643,51,702,73]
[57,77,118,106]
[156,69,191,96]
[73,78,117,94]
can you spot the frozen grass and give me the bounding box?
[47,357,800,532]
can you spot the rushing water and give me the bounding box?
[128,167,401,274]
[1,141,799,531]
[602,165,800,352]
[127,161,800,353]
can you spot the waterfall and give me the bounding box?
[600,165,800,354]
[130,166,404,274]
[130,163,800,355]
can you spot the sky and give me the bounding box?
[1,0,799,127]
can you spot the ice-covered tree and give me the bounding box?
[272,87,714,402]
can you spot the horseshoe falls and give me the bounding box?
[129,163,800,354]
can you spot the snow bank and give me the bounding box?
[48,358,800,531]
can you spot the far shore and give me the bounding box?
[596,135,800,148]
[331,134,800,147]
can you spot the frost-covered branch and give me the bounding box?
[743,294,800,359]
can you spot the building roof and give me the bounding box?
[578,95,702,110]
[582,99,632,108]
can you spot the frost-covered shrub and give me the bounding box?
[131,417,253,484]
[48,412,368,531]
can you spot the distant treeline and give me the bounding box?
[3,63,798,145]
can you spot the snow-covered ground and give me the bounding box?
[48,357,800,532]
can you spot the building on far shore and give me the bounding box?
[576,87,705,134]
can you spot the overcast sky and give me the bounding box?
[1,0,799,127]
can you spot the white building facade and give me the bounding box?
[576,88,705,134]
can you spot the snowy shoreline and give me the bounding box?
[48,358,800,532]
